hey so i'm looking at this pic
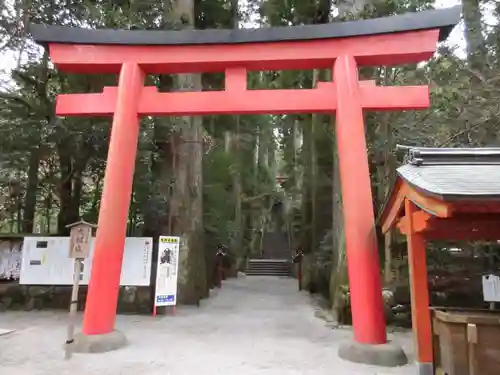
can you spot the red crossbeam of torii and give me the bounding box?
[31,6,460,359]
[52,30,436,116]
[56,79,428,116]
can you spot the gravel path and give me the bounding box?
[0,276,416,375]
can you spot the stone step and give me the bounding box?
[245,267,290,271]
[245,272,291,276]
[245,269,291,275]
[245,259,292,276]
[246,270,291,274]
[247,263,291,269]
[261,231,291,259]
[247,268,291,273]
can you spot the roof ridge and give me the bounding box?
[29,6,461,46]
[396,145,500,166]
[396,163,500,200]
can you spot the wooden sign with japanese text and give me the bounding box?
[68,222,93,259]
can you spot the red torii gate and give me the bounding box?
[31,6,460,364]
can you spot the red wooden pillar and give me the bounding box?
[405,199,433,374]
[217,261,223,289]
[82,63,145,336]
[297,261,303,291]
[334,55,387,345]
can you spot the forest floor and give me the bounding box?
[0,276,416,375]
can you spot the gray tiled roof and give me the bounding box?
[396,146,500,200]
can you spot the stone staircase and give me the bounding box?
[245,231,292,276]
[245,259,292,276]
[261,231,290,259]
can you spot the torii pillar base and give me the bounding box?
[338,341,408,367]
[65,330,128,354]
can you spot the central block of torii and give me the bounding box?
[30,6,460,369]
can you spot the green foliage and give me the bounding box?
[203,147,236,243]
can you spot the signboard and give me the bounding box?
[154,236,180,307]
[0,240,22,280]
[68,222,93,259]
[482,274,500,302]
[19,237,152,286]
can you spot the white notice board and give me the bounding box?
[482,274,500,302]
[20,236,153,286]
[154,236,180,307]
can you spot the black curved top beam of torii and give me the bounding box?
[30,6,461,46]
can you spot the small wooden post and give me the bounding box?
[467,323,478,375]
[64,220,96,360]
[298,262,303,291]
[65,257,82,360]
[217,262,223,289]
[293,250,304,291]
[216,246,226,289]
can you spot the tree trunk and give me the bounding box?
[23,47,50,233]
[300,114,313,253]
[462,0,485,71]
[45,192,52,233]
[330,133,347,316]
[86,176,102,222]
[170,0,206,304]
[379,109,396,284]
[56,143,87,235]
[57,147,74,235]
[232,122,243,261]
[310,70,320,252]
[22,145,40,233]
[230,0,244,266]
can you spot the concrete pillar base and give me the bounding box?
[417,362,434,375]
[338,340,408,367]
[65,330,128,353]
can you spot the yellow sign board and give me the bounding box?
[160,237,179,244]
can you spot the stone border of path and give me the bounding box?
[308,291,413,368]
[0,328,15,336]
[308,293,340,327]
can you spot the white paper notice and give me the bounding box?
[482,274,500,302]
[154,236,180,307]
